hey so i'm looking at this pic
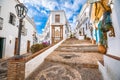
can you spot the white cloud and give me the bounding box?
[42,29,44,32]
[64,2,72,9]
[27,9,38,18]
[20,0,86,33]
[73,16,77,23]
[35,22,41,25]
[40,0,59,10]
[21,0,84,20]
[41,10,48,15]
[71,16,77,29]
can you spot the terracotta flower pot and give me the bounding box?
[92,39,96,44]
[98,45,106,54]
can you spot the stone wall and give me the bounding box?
[7,59,25,80]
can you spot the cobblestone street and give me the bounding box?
[0,59,8,80]
[0,0,120,79]
[26,38,104,80]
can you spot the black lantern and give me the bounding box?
[15,3,28,19]
[15,3,28,58]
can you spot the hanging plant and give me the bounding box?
[101,11,113,32]
[98,32,107,54]
[101,22,113,32]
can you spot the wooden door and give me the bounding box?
[14,38,18,55]
[52,25,63,43]
[27,41,30,53]
[0,38,4,58]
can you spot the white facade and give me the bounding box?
[40,10,70,44]
[39,18,50,43]
[0,0,37,59]
[107,0,120,57]
[98,0,120,80]
[75,3,92,40]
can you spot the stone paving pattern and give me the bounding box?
[0,60,8,80]
[0,38,104,80]
[26,38,104,80]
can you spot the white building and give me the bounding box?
[75,3,92,40]
[39,18,50,43]
[0,0,37,59]
[98,0,120,80]
[40,10,70,44]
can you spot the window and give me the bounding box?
[21,21,27,36]
[55,14,60,23]
[83,28,85,35]
[21,27,27,36]
[9,13,16,25]
[0,6,1,16]
[86,23,87,30]
[0,17,3,30]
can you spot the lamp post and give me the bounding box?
[15,3,28,58]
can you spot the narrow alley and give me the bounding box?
[26,38,103,80]
[1,0,120,80]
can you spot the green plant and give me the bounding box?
[31,44,43,53]
[31,42,50,53]
[79,31,81,35]
[70,34,73,38]
[101,23,113,32]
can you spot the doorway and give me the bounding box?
[52,25,63,43]
[14,38,18,55]
[27,40,30,53]
[0,38,5,59]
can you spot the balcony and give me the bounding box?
[0,17,3,30]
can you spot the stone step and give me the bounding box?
[78,68,103,80]
[55,46,99,52]
[60,44,97,47]
[45,59,98,69]
[62,39,91,44]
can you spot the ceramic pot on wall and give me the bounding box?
[98,44,106,54]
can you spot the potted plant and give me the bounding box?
[101,22,113,32]
[98,32,107,54]
[101,11,113,32]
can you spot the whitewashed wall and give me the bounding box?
[99,0,120,80]
[25,40,65,78]
[107,0,120,57]
[104,56,120,80]
[20,18,36,54]
[75,4,92,40]
[0,0,18,58]
[50,11,66,25]
[49,11,68,43]
[0,0,36,58]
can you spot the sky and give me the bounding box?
[19,0,87,34]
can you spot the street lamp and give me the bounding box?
[15,3,28,58]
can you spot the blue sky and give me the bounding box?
[20,0,87,34]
